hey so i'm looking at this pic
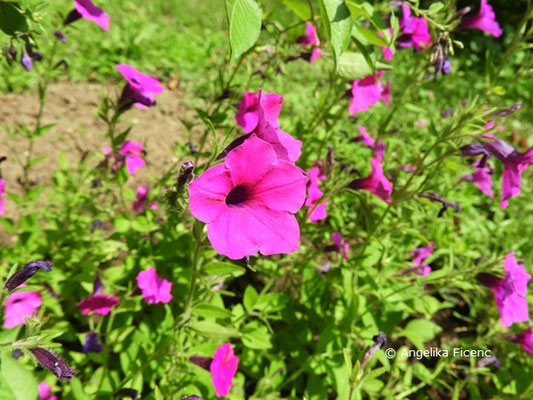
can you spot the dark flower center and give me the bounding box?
[225,185,248,206]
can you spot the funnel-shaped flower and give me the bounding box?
[4,261,52,292]
[349,71,391,114]
[460,0,502,38]
[461,167,494,198]
[120,141,145,175]
[305,166,327,222]
[136,267,173,304]
[116,64,164,109]
[78,293,119,316]
[133,186,158,213]
[235,91,283,134]
[476,252,530,327]
[4,289,42,328]
[297,22,322,63]
[409,241,434,276]
[0,178,5,215]
[347,158,393,203]
[398,3,432,50]
[210,343,238,397]
[72,0,109,31]
[518,326,533,355]
[189,135,308,260]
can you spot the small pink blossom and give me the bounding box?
[133,186,158,213]
[0,178,5,215]
[347,158,393,203]
[235,91,282,133]
[297,22,323,63]
[74,0,109,31]
[461,0,503,38]
[116,64,164,109]
[4,289,42,329]
[378,29,394,60]
[408,241,434,276]
[136,267,173,304]
[332,232,349,260]
[354,125,375,148]
[210,343,239,397]
[120,141,146,175]
[305,166,327,223]
[518,326,533,355]
[398,3,432,50]
[349,71,391,114]
[77,293,119,316]
[189,135,308,260]
[39,382,57,400]
[461,167,494,198]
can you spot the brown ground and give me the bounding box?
[0,81,194,218]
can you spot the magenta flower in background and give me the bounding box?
[461,167,494,198]
[349,71,391,114]
[409,241,434,276]
[116,64,164,109]
[0,178,5,215]
[210,343,238,397]
[460,0,503,38]
[354,125,375,148]
[235,91,283,133]
[83,331,103,353]
[332,232,349,260]
[77,293,119,316]
[347,158,393,203]
[120,141,146,175]
[378,29,394,60]
[477,252,530,327]
[133,186,158,213]
[305,166,328,223]
[39,382,58,400]
[518,326,533,355]
[136,266,173,304]
[189,135,307,260]
[398,3,432,50]
[73,0,109,31]
[297,22,323,63]
[4,289,42,329]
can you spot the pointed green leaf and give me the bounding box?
[318,0,353,67]
[225,0,262,60]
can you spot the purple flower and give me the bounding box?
[31,348,75,380]
[461,166,494,198]
[409,241,434,276]
[21,53,33,71]
[83,331,103,353]
[460,0,502,38]
[190,356,212,370]
[4,261,52,292]
[116,64,164,109]
[331,232,349,260]
[518,326,533,355]
[361,332,387,369]
[476,252,530,327]
[72,0,109,31]
[54,30,67,43]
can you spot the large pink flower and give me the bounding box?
[349,71,391,114]
[461,0,503,38]
[305,166,327,222]
[189,135,308,260]
[136,267,173,304]
[477,252,530,327]
[0,178,5,215]
[347,157,393,203]
[39,382,57,400]
[518,326,533,355]
[73,0,109,31]
[210,343,238,397]
[235,91,283,134]
[398,3,432,50]
[116,64,164,109]
[77,293,119,316]
[4,289,42,329]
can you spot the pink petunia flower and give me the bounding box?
[518,326,533,355]
[73,0,109,31]
[477,252,530,327]
[133,186,158,213]
[77,293,119,316]
[297,22,323,63]
[378,29,394,60]
[0,178,5,215]
[354,125,375,148]
[347,157,393,203]
[460,0,503,38]
[39,382,58,400]
[189,135,308,260]
[398,3,432,50]
[235,91,283,134]
[409,241,434,276]
[120,141,146,175]
[332,232,349,260]
[210,343,239,397]
[136,267,173,304]
[116,64,164,109]
[349,71,391,114]
[4,289,42,329]
[461,167,494,198]
[305,166,328,223]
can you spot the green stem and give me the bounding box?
[182,221,204,323]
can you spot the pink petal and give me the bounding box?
[189,164,233,223]
[74,0,109,31]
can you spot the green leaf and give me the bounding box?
[336,51,372,80]
[225,0,262,60]
[399,319,442,349]
[243,285,259,311]
[203,261,245,277]
[282,0,311,20]
[0,2,28,36]
[241,323,272,349]
[318,0,352,67]
[0,352,38,400]
[194,303,232,319]
[189,321,239,339]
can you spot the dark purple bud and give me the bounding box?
[241,256,250,267]
[4,261,52,292]
[115,389,139,400]
[454,6,472,20]
[178,161,195,187]
[0,156,6,164]
[54,30,68,43]
[488,102,522,118]
[21,53,33,71]
[441,108,455,118]
[189,356,212,371]
[91,178,101,188]
[91,219,107,232]
[181,396,204,400]
[326,147,334,171]
[12,349,23,360]
[460,143,490,157]
[476,272,501,288]
[31,347,75,380]
[3,46,17,65]
[361,332,387,369]
[83,331,103,353]
[64,9,82,25]
[187,142,198,154]
[93,276,103,294]
[25,43,43,61]
[43,282,61,298]
[216,134,252,160]
[476,355,501,369]
[217,89,231,101]
[418,192,461,216]
[482,139,516,162]
[442,59,451,75]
